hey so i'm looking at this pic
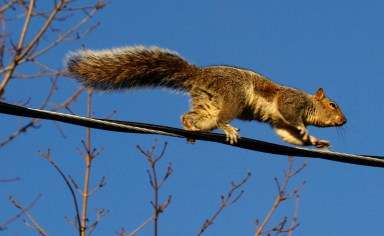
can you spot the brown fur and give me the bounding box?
[65,46,347,147]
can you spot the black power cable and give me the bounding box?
[1,101,383,168]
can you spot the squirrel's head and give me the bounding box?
[312,88,347,127]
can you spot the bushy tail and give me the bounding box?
[65,46,200,91]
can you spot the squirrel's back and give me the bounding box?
[65,46,200,91]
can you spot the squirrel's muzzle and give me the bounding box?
[335,114,347,126]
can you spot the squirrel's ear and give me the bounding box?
[314,88,325,100]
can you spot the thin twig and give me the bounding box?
[287,193,301,236]
[88,176,106,196]
[0,0,35,95]
[9,194,48,236]
[0,0,18,14]
[197,171,252,236]
[39,149,82,234]
[0,177,20,183]
[255,157,306,236]
[16,0,34,54]
[0,194,41,230]
[87,208,109,236]
[0,0,106,95]
[81,90,93,236]
[127,215,155,236]
[29,3,104,61]
[135,140,172,236]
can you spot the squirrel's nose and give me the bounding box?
[338,115,347,125]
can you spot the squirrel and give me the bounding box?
[64,46,347,148]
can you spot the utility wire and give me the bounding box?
[1,101,383,168]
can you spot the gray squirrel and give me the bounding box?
[65,46,347,147]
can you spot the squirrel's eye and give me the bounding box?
[329,102,337,109]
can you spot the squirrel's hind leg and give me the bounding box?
[181,91,222,138]
[181,88,221,131]
[181,111,218,132]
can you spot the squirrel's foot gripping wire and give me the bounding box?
[298,127,330,149]
[181,116,240,145]
[297,126,310,142]
[218,123,240,145]
[310,136,331,149]
[181,117,201,144]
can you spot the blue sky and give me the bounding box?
[2,1,384,235]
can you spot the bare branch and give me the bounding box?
[135,140,172,236]
[87,208,109,236]
[29,6,104,61]
[157,163,173,189]
[1,1,108,235]
[0,176,20,183]
[126,195,172,236]
[88,176,107,196]
[38,149,82,234]
[126,215,155,236]
[69,175,83,195]
[0,0,35,95]
[15,0,64,61]
[0,0,18,14]
[0,193,40,230]
[0,0,106,95]
[81,90,93,235]
[9,194,47,236]
[16,0,34,54]
[287,193,301,236]
[198,171,251,236]
[255,157,306,236]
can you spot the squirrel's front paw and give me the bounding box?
[310,136,331,148]
[297,126,310,142]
